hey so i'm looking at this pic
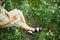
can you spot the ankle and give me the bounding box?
[31,28,35,32]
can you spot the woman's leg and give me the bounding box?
[17,10,35,32]
[19,21,35,32]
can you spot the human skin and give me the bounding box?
[0,0,35,32]
[0,0,18,26]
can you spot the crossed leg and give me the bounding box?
[16,10,35,32]
[19,21,35,32]
[8,9,35,32]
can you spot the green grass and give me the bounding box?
[0,0,60,40]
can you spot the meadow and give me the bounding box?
[0,0,60,40]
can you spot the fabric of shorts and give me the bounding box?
[2,9,23,28]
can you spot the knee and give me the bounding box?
[17,10,23,14]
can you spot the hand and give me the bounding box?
[0,22,2,25]
[12,15,18,20]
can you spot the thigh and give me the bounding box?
[8,9,21,24]
[8,9,19,18]
[8,9,23,18]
